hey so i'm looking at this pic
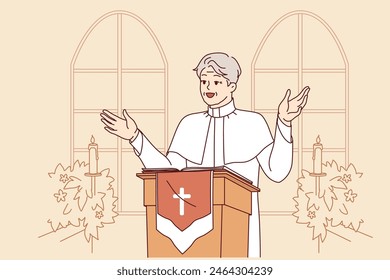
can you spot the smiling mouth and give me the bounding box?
[206,92,216,98]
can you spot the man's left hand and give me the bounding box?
[278,86,310,126]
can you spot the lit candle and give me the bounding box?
[88,135,99,174]
[312,135,323,174]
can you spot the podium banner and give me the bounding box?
[156,171,213,253]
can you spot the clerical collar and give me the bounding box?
[207,99,236,118]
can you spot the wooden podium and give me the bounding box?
[137,169,259,257]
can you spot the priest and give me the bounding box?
[101,52,309,257]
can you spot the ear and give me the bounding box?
[230,83,237,93]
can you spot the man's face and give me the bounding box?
[199,66,236,108]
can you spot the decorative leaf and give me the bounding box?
[74,186,93,211]
[297,170,315,193]
[48,163,70,181]
[329,215,343,228]
[63,176,82,190]
[339,163,363,181]
[323,161,348,190]
[311,219,328,242]
[342,217,364,232]
[89,192,106,211]
[293,188,309,218]
[83,218,102,242]
[306,192,321,211]
[47,217,69,232]
[293,189,329,242]
[307,196,329,242]
[321,186,337,212]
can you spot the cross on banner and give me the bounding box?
[157,171,211,231]
[173,187,191,216]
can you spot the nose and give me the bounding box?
[206,81,210,90]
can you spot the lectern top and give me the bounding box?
[136,166,259,193]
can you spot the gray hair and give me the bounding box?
[193,52,242,85]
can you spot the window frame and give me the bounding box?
[251,11,349,214]
[70,10,168,214]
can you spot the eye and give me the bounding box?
[201,80,207,85]
[214,81,222,85]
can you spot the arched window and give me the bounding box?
[70,11,168,214]
[252,10,349,213]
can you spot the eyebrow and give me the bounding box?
[202,72,221,77]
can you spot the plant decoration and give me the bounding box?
[40,137,118,252]
[293,136,370,252]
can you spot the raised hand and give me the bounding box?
[278,86,310,126]
[100,109,139,141]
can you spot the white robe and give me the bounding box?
[131,99,293,257]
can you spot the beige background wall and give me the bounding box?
[1,0,389,259]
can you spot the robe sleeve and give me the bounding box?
[130,131,187,170]
[257,117,293,183]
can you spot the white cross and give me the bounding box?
[173,187,191,216]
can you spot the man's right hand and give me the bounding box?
[100,109,139,141]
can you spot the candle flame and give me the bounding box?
[90,135,95,144]
[316,135,321,144]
